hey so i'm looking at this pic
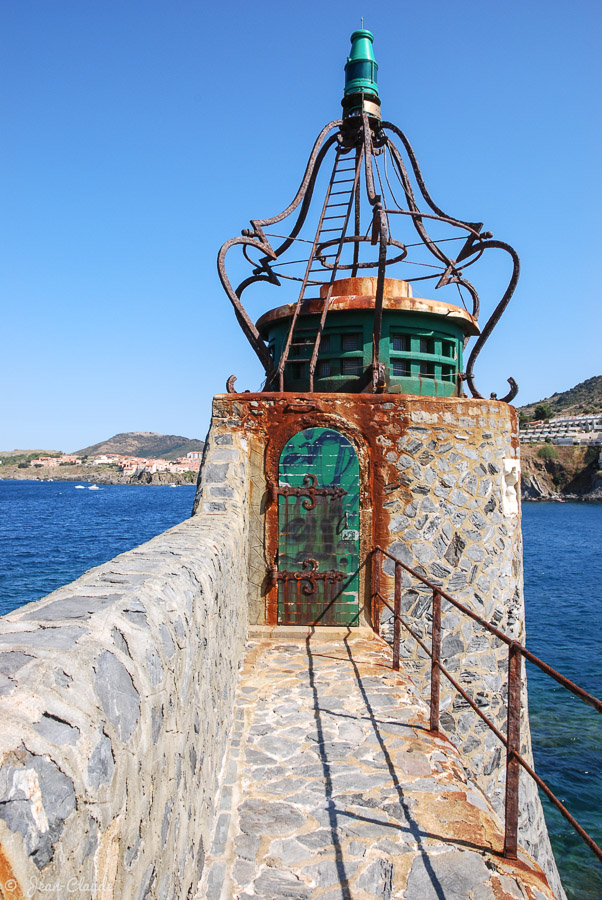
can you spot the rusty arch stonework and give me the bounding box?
[264,410,374,626]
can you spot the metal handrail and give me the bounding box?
[372,545,602,864]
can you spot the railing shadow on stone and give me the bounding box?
[304,634,352,900]
[340,634,447,900]
[371,545,602,866]
[304,632,446,900]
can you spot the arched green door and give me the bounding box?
[275,427,360,626]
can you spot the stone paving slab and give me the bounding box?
[196,632,556,900]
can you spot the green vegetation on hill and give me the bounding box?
[537,445,559,460]
[0,451,62,467]
[74,432,205,459]
[518,376,602,420]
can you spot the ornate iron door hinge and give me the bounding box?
[269,558,345,596]
[268,473,347,510]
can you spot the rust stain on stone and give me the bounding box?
[0,847,23,900]
[211,391,516,627]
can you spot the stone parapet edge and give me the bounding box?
[0,434,251,899]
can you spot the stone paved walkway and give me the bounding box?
[197,630,555,900]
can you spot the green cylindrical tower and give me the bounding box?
[257,277,478,396]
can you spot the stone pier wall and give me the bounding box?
[198,392,564,899]
[0,433,250,900]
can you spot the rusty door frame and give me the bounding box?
[264,411,372,626]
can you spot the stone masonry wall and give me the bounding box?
[199,392,564,899]
[376,402,565,899]
[0,433,250,900]
[193,398,271,626]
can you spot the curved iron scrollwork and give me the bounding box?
[464,240,520,402]
[218,102,520,402]
[269,558,345,596]
[269,473,347,511]
[217,121,341,385]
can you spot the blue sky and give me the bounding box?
[2,0,600,451]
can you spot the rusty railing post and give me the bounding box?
[504,641,522,859]
[393,561,401,670]
[373,548,381,635]
[430,590,441,733]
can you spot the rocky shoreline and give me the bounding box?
[3,448,601,499]
[0,465,196,486]
[520,444,602,501]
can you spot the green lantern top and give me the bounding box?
[344,29,379,97]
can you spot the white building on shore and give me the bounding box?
[520,413,602,445]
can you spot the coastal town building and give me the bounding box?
[89,453,122,465]
[28,454,82,467]
[118,455,202,475]
[520,413,602,445]
[23,451,203,474]
[175,454,202,470]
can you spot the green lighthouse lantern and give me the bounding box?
[217,29,520,403]
[342,28,381,122]
[344,28,379,97]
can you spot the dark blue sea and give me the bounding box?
[0,480,600,898]
[522,502,602,900]
[0,480,196,616]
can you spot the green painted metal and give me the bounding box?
[344,29,379,97]
[277,428,360,626]
[264,309,463,396]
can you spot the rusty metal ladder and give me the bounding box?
[277,147,364,391]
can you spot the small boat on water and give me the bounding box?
[88,485,100,491]
[75,485,86,490]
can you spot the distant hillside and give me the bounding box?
[518,376,602,419]
[74,432,205,460]
[0,450,63,468]
[0,449,61,457]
